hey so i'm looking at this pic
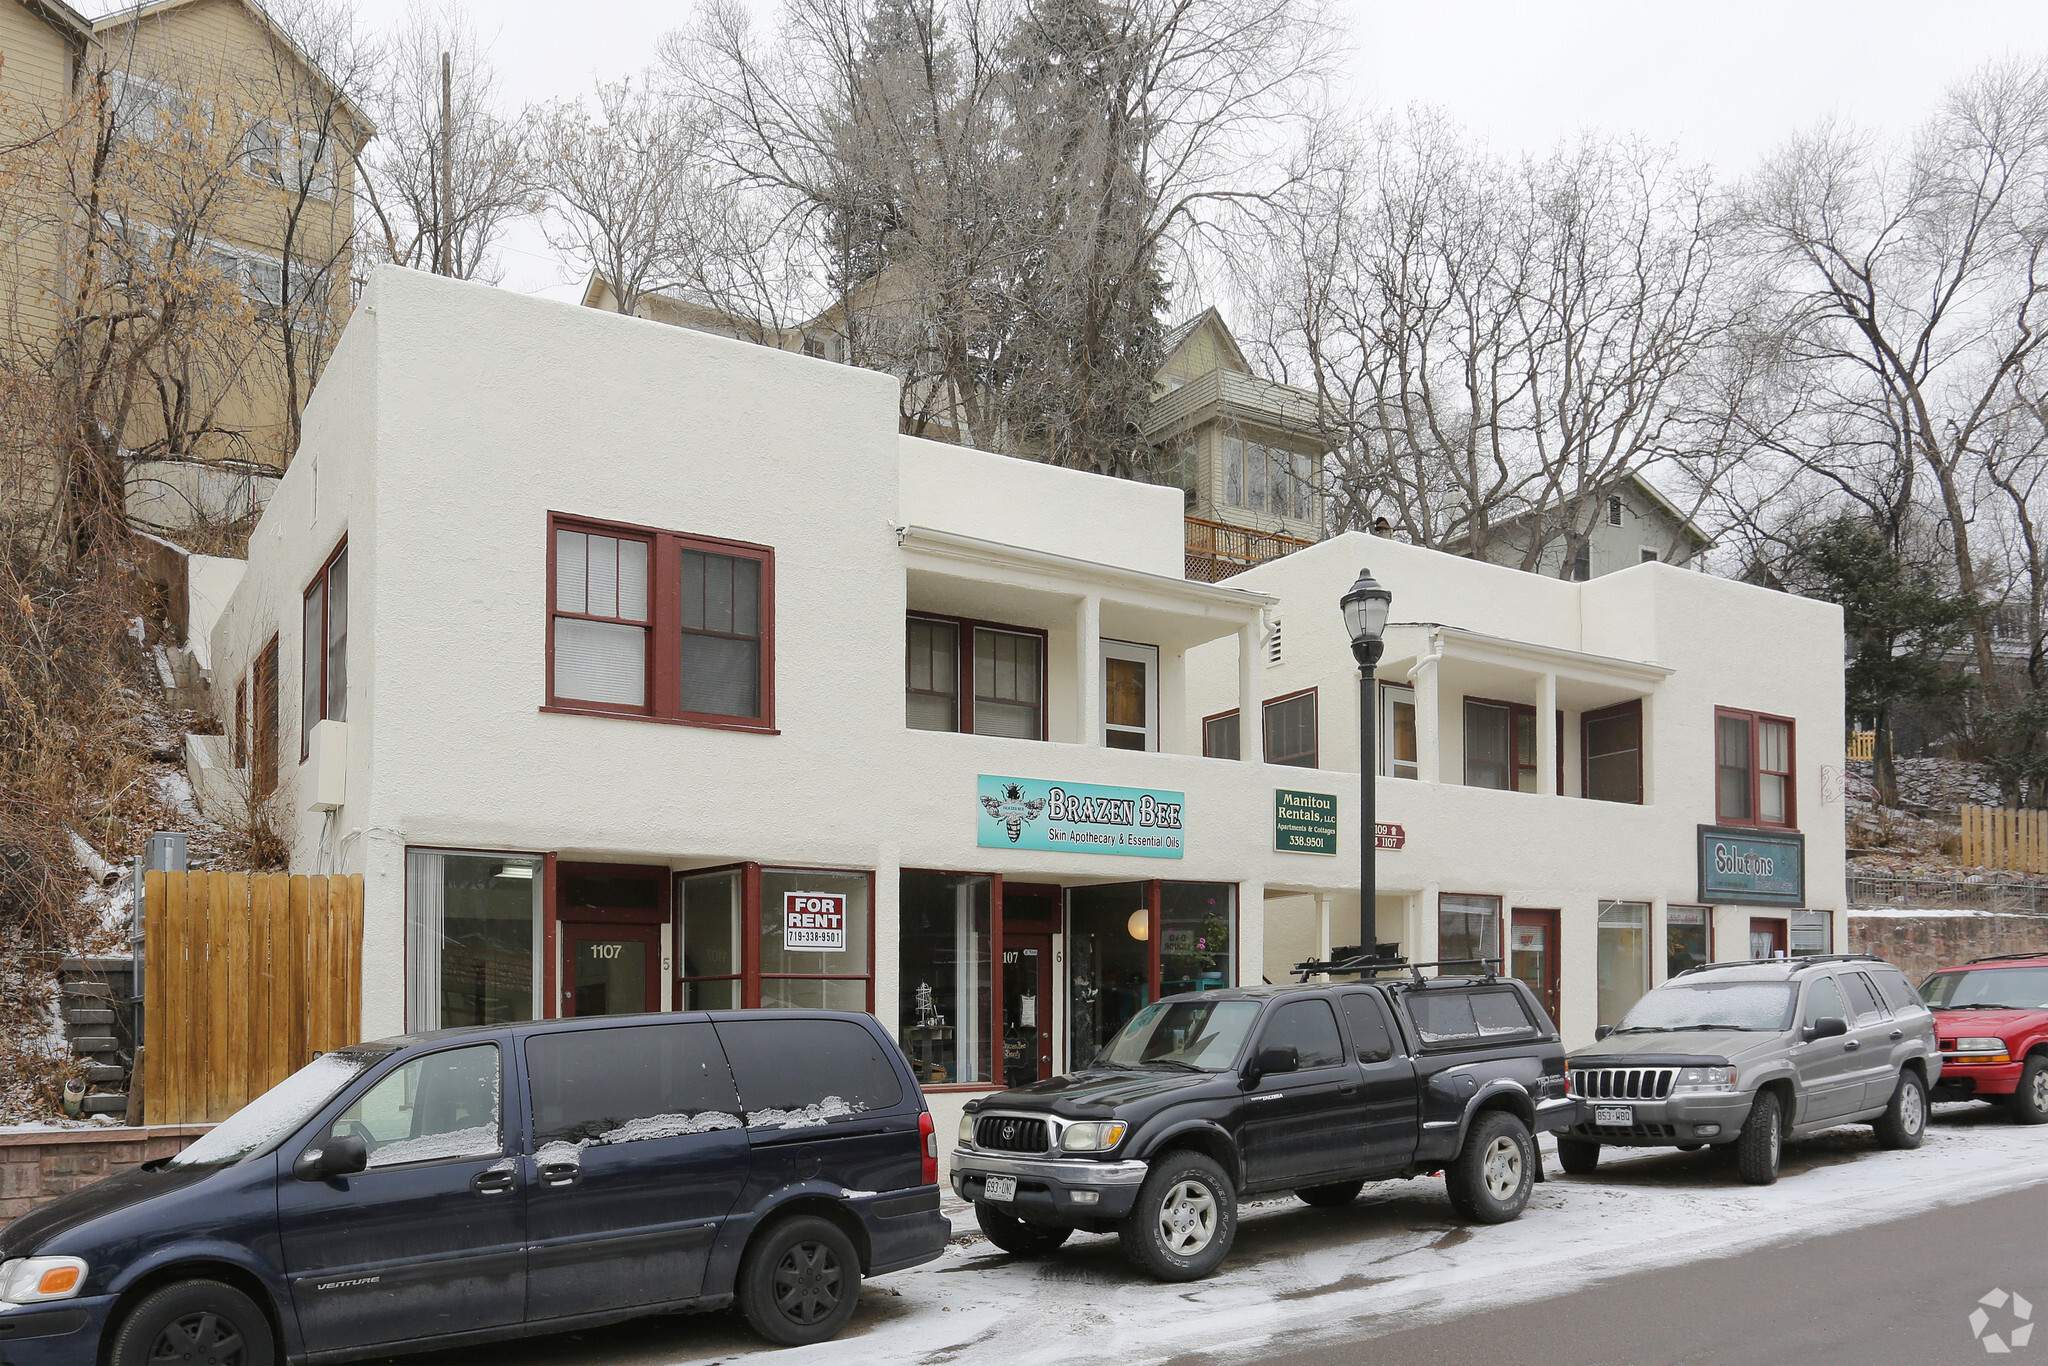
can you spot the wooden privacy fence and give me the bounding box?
[1960,805,2048,875]
[142,872,363,1127]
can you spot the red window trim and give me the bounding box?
[1463,696,1540,792]
[1714,707,1797,830]
[1580,698,1644,805]
[1261,687,1320,768]
[1200,706,1242,759]
[897,867,1007,1090]
[670,862,875,1013]
[300,536,346,761]
[905,611,1050,741]
[546,511,776,731]
[233,677,247,769]
[252,635,280,798]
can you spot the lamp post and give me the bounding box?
[1341,568,1393,958]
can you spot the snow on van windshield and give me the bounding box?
[171,1051,383,1167]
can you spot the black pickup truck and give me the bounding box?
[950,967,1583,1280]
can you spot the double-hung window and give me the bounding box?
[1200,691,1319,767]
[301,541,346,757]
[1715,708,1794,827]
[904,614,1045,740]
[548,515,773,728]
[1380,682,1417,778]
[1581,700,1642,804]
[1464,698,1536,792]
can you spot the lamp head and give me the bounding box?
[1340,568,1392,667]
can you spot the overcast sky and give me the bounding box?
[94,0,2048,302]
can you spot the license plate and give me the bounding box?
[1594,1106,1633,1127]
[983,1174,1017,1202]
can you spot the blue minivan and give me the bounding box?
[0,1010,948,1364]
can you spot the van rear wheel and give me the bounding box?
[738,1215,862,1347]
[976,1203,1073,1254]
[109,1279,275,1366]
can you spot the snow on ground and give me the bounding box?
[647,1108,2048,1366]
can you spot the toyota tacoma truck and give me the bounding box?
[950,965,1582,1281]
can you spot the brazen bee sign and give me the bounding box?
[977,775,1184,858]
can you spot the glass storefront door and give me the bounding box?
[1510,908,1560,1024]
[1067,884,1152,1064]
[1002,932,1054,1088]
[563,922,660,1016]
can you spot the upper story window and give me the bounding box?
[1715,708,1794,827]
[109,71,210,146]
[253,635,279,797]
[548,514,774,729]
[1222,436,1317,522]
[1581,700,1642,804]
[1607,496,1624,527]
[904,614,1045,741]
[242,120,337,200]
[1464,698,1536,792]
[301,541,346,758]
[1380,682,1417,779]
[1201,691,1319,767]
[1103,640,1159,751]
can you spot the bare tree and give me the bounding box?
[361,1,529,282]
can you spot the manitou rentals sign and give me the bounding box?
[1274,790,1339,855]
[783,892,848,950]
[1696,826,1805,907]
[977,775,1185,858]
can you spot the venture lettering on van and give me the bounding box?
[315,1276,383,1291]
[976,775,1184,858]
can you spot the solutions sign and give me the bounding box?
[1696,826,1805,907]
[977,775,1184,858]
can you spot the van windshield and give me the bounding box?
[170,1050,386,1167]
[1614,982,1798,1034]
[1095,1000,1261,1071]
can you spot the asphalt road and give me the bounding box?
[1236,1176,2048,1366]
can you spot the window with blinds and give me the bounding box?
[554,528,650,709]
[901,614,1045,740]
[547,516,774,728]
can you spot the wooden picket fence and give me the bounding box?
[142,871,364,1127]
[1847,731,1875,762]
[1959,805,2048,876]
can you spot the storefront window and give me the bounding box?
[678,869,742,1009]
[1439,894,1501,966]
[405,849,541,1031]
[897,873,993,1086]
[1068,883,1151,1064]
[1160,884,1234,996]
[759,868,872,1010]
[1667,905,1711,978]
[1598,900,1652,1026]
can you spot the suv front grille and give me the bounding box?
[1572,1066,1677,1100]
[975,1115,1052,1153]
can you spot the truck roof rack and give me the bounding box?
[1292,953,1501,985]
[1674,953,1890,978]
[1964,951,2048,965]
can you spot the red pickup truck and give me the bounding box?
[1921,952,2048,1123]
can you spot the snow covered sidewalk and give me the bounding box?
[645,1106,2048,1366]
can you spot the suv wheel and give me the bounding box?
[737,1215,862,1346]
[976,1203,1073,1254]
[1874,1070,1929,1149]
[1295,1180,1364,1208]
[2008,1055,2048,1125]
[1445,1111,1534,1223]
[1554,1136,1601,1176]
[1736,1089,1783,1185]
[1119,1151,1236,1281]
[109,1279,275,1366]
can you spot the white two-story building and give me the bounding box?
[202,268,1845,1150]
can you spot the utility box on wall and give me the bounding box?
[306,719,348,811]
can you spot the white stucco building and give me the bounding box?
[202,268,1845,1150]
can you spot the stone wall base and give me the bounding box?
[0,1126,209,1226]
[1848,912,2048,981]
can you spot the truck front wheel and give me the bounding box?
[1119,1151,1237,1281]
[1445,1111,1535,1223]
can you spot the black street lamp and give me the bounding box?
[1341,568,1393,958]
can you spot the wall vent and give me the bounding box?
[1267,617,1284,666]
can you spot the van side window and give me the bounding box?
[1842,973,1888,1023]
[1257,999,1345,1068]
[327,1044,500,1169]
[526,1023,742,1149]
[714,1019,903,1126]
[1803,976,1846,1025]
[1338,992,1396,1061]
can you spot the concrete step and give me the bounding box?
[67,1035,118,1054]
[80,1094,128,1115]
[84,1064,126,1084]
[65,1008,116,1027]
[62,981,113,1000]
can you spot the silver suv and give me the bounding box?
[1558,954,1940,1185]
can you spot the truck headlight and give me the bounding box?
[958,1114,976,1148]
[1672,1066,1737,1093]
[1059,1121,1128,1152]
[0,1256,88,1305]
[1956,1038,2012,1061]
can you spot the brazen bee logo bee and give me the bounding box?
[980,782,1047,843]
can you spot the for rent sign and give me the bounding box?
[1696,826,1805,907]
[977,775,1184,858]
[783,892,848,950]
